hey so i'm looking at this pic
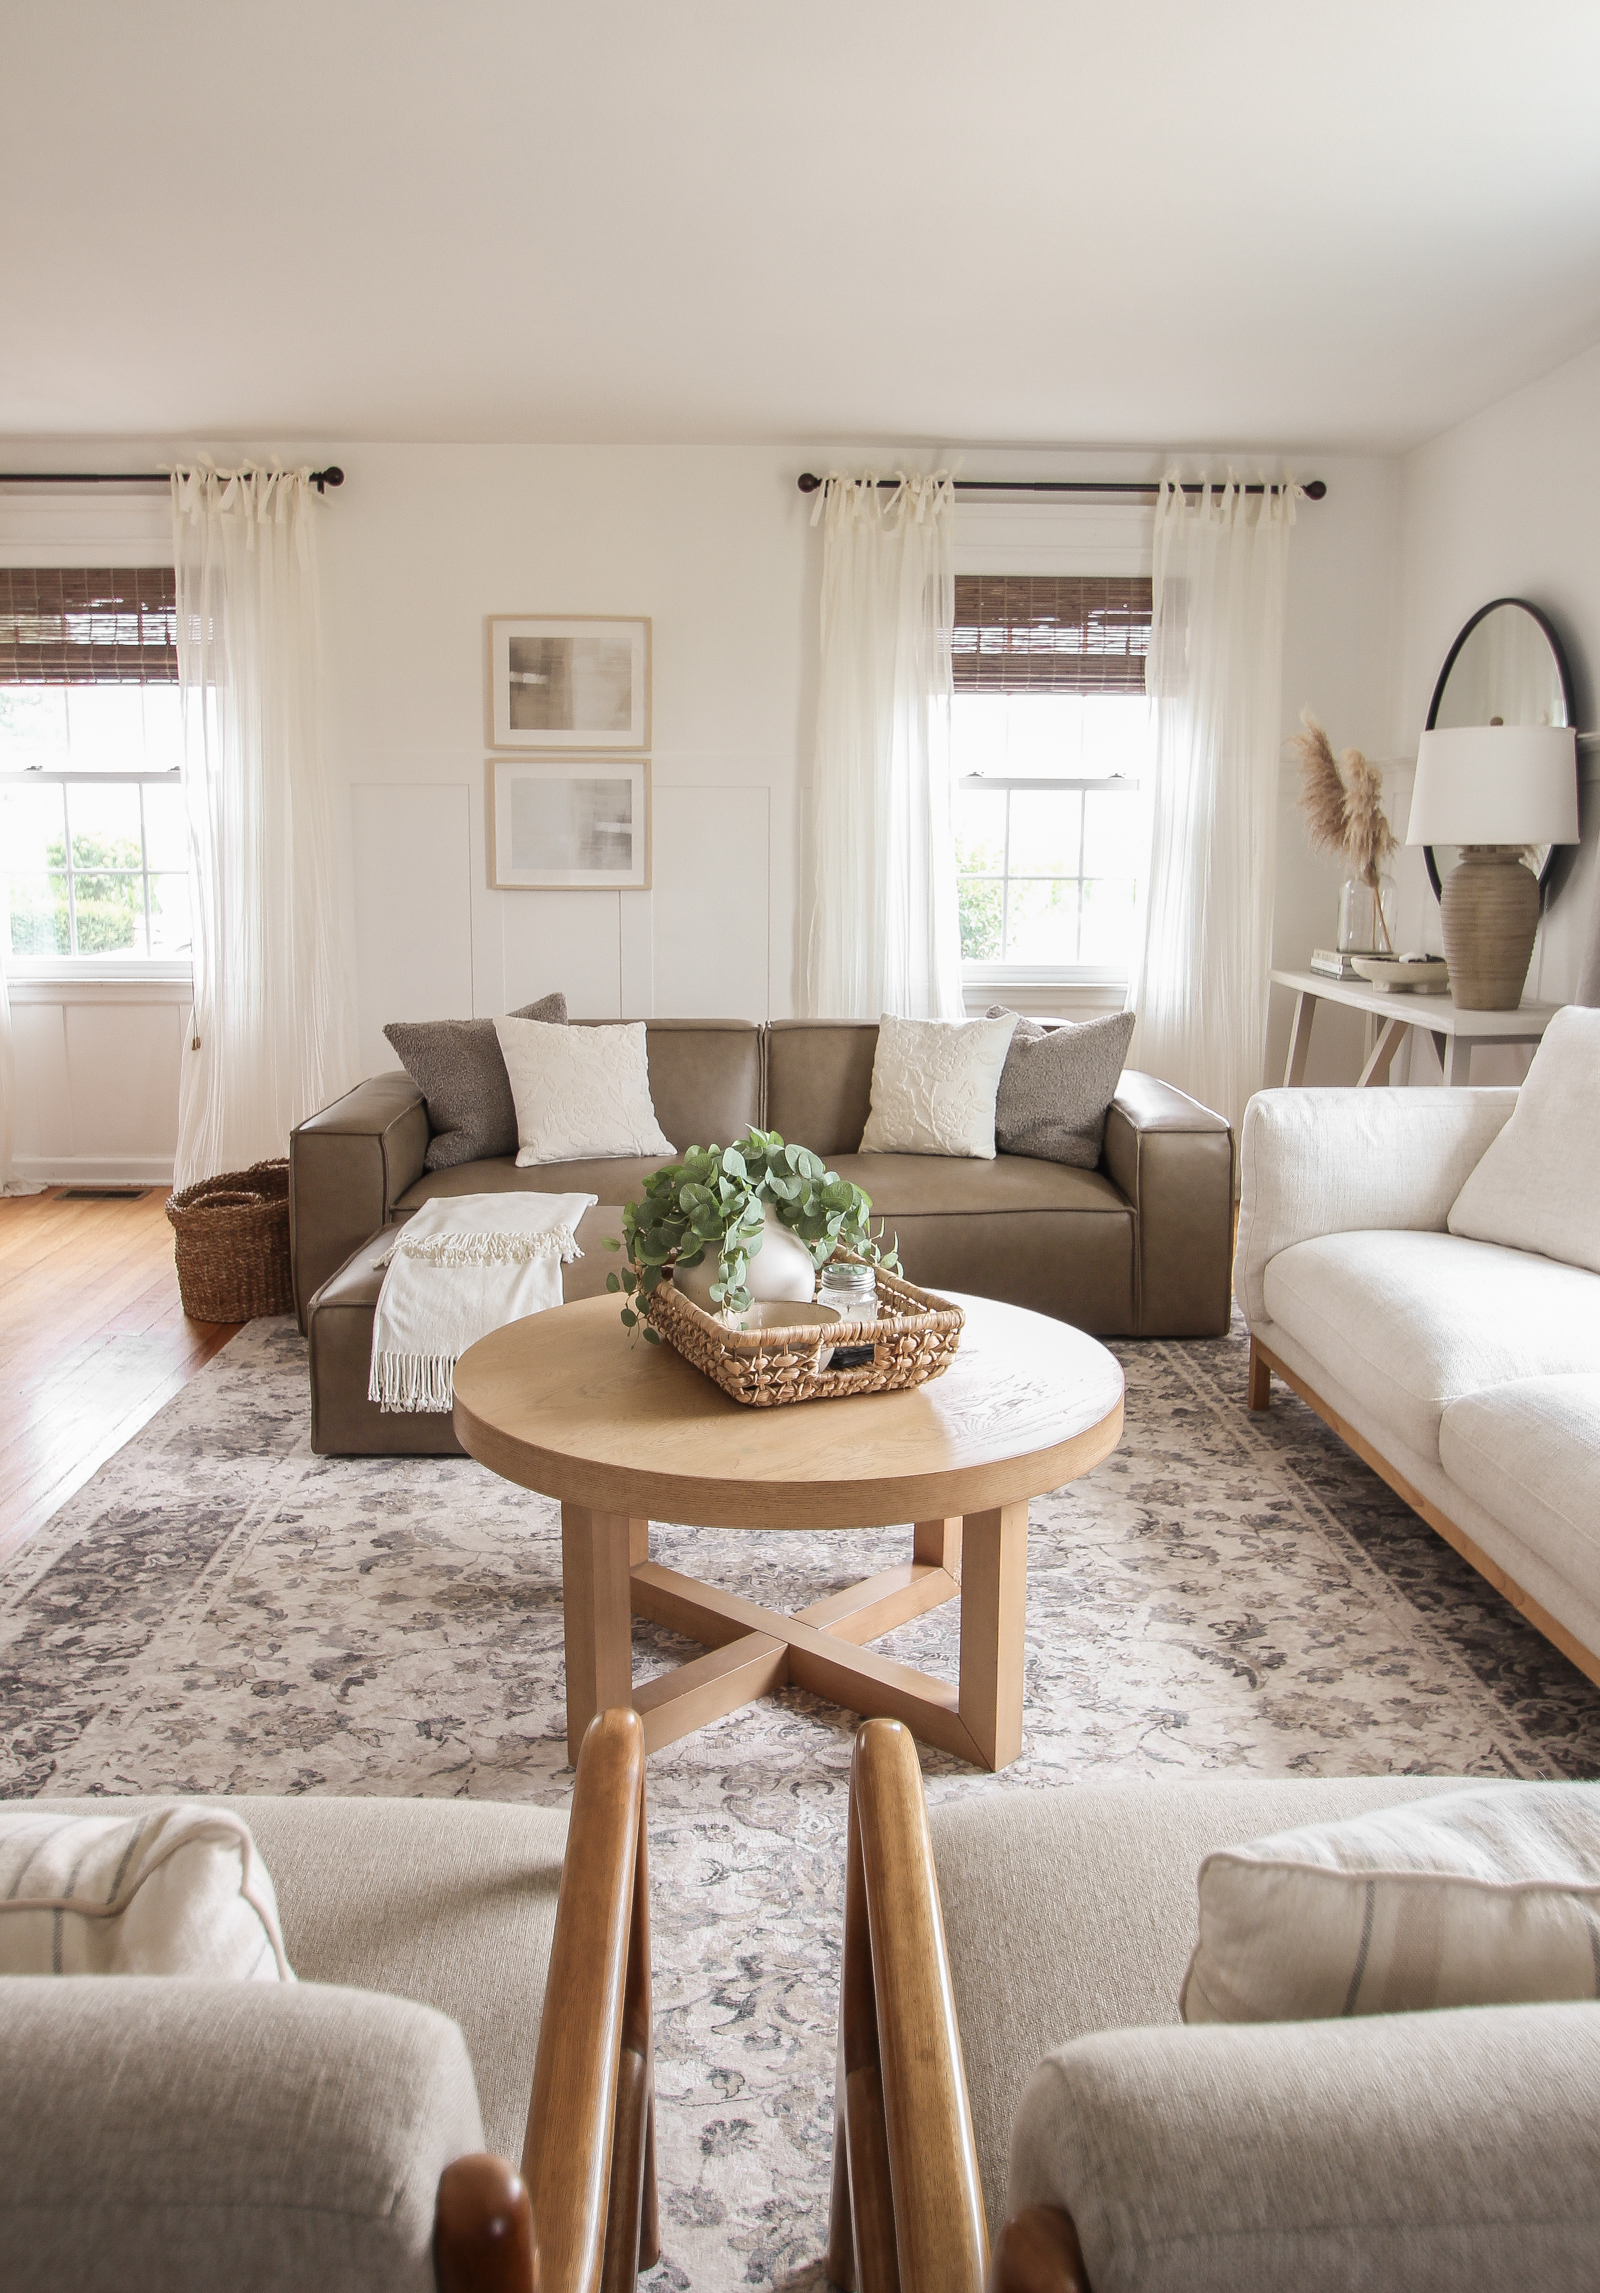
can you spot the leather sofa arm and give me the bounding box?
[1102,1072,1234,1338]
[289,1073,430,1332]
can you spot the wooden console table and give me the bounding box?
[1271,968,1562,1088]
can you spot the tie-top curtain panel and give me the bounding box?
[171,467,355,1190]
[1127,473,1295,1147]
[807,471,964,1022]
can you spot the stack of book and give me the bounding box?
[1309,949,1372,980]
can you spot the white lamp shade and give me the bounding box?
[1406,724,1579,846]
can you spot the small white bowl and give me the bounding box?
[1351,956,1450,995]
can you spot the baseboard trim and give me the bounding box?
[1249,1335,1600,1695]
[13,1156,175,1188]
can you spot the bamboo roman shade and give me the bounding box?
[0,567,178,683]
[951,575,1152,694]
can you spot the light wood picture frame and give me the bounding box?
[488,615,651,751]
[487,756,651,890]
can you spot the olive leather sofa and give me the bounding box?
[291,1018,1233,1457]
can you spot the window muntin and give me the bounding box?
[2,567,190,966]
[953,686,1150,981]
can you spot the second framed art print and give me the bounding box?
[488,614,650,750]
[487,757,651,890]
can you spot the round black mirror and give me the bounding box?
[1423,598,1574,899]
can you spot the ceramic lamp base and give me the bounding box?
[1439,846,1539,1011]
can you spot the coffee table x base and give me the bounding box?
[562,1505,1027,1773]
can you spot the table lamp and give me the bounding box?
[1406,724,1579,1009]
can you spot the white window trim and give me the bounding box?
[3,765,189,971]
[952,497,1153,996]
[9,957,194,987]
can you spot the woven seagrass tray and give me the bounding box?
[165,1158,292,1322]
[643,1248,964,1407]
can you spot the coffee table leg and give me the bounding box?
[561,1503,634,1766]
[957,1502,1029,1771]
[912,1517,963,1579]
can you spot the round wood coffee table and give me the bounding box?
[452,1291,1124,1772]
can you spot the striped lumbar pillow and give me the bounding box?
[0,1805,292,1981]
[1181,1783,1600,2024]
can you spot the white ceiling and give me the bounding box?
[5,2,1600,455]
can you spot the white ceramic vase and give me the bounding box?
[673,1203,817,1315]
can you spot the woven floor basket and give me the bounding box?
[644,1250,964,1407]
[165,1159,293,1322]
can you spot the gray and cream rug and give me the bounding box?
[5,1315,1600,2286]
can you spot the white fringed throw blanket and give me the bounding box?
[368,1191,597,1413]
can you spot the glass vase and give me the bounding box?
[1337,873,1396,957]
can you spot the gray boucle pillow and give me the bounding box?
[385,993,567,1171]
[987,1006,1135,1169]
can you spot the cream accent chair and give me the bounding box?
[1235,1086,1600,1685]
[827,1721,1600,2293]
[2,1710,654,2293]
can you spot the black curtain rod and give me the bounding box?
[798,471,1325,501]
[0,467,345,494]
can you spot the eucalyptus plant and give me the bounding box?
[603,1127,899,1338]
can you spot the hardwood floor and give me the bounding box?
[0,1187,242,1567]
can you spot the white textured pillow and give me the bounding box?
[1181,1784,1600,2024]
[859,1012,1018,1159]
[0,1805,292,1981]
[1448,1005,1600,1274]
[492,1017,674,1166]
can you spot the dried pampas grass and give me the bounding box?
[1290,707,1398,952]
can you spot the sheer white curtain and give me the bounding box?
[171,467,355,1189]
[806,472,964,1020]
[1127,473,1296,1143]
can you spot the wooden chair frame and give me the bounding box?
[434,1707,657,2293]
[827,1718,1093,2293]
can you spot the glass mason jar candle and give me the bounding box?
[818,1260,878,1370]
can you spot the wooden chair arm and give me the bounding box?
[833,1717,988,2293]
[435,2153,540,2293]
[522,1706,653,2293]
[988,2206,1092,2293]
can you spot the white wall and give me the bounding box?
[315,446,820,1071]
[1383,339,1600,1082]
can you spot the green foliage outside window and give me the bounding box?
[9,832,144,955]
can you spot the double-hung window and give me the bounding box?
[1,568,192,973]
[952,574,1152,997]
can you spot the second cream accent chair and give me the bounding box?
[826,1720,1600,2292]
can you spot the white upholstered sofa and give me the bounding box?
[1236,1025,1600,1686]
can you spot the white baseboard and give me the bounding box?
[13,1156,176,1188]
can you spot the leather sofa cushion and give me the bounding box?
[831,1151,1127,1219]
[1261,1229,1600,1461]
[765,1020,879,1156]
[397,1153,670,1210]
[1439,1375,1600,1598]
[590,1018,761,1157]
[929,1775,1461,2237]
[397,1151,1126,1221]
[318,1207,626,1311]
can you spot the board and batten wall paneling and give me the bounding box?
[8,982,186,1186]
[351,782,475,1073]
[499,886,624,1021]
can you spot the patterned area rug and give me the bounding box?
[4,1314,1600,2287]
